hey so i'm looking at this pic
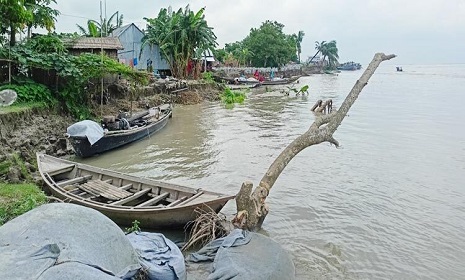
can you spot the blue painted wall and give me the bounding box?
[112,24,169,71]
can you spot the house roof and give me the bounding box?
[111,23,144,37]
[194,49,215,61]
[63,37,124,50]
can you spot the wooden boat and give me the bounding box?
[260,75,301,85]
[66,104,172,158]
[37,153,235,229]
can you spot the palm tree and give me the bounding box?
[308,40,325,65]
[295,30,305,63]
[307,40,338,69]
[320,40,339,69]
[233,47,254,67]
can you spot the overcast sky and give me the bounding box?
[50,0,465,65]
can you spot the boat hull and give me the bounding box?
[69,110,171,158]
[44,186,230,228]
[37,153,235,229]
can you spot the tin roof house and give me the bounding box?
[111,23,169,73]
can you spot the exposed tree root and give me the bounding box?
[182,206,232,252]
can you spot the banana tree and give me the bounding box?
[76,11,123,37]
[142,5,217,78]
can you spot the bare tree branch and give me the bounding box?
[235,53,396,230]
[327,136,340,147]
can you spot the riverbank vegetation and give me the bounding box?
[142,5,217,79]
[214,21,303,68]
[307,40,340,69]
[0,102,48,114]
[0,34,148,119]
[213,23,341,72]
[0,183,47,225]
[220,87,246,108]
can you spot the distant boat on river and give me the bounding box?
[337,61,362,71]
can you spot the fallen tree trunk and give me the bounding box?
[234,53,396,231]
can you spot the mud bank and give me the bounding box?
[0,82,223,183]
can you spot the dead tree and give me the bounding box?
[311,99,333,114]
[234,53,396,231]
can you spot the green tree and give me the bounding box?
[224,41,242,55]
[308,40,326,64]
[242,20,297,67]
[76,21,100,37]
[232,47,254,67]
[76,11,124,37]
[320,40,339,69]
[308,40,339,69]
[25,0,60,38]
[212,48,227,63]
[0,0,58,46]
[143,5,217,78]
[0,0,31,46]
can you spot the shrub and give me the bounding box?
[220,87,246,108]
[0,79,56,106]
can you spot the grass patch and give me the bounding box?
[0,102,48,115]
[11,153,33,182]
[0,160,11,176]
[220,87,246,109]
[0,183,48,225]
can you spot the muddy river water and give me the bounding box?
[78,63,465,279]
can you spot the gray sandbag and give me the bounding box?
[126,231,186,280]
[37,262,121,280]
[0,203,141,280]
[188,229,295,280]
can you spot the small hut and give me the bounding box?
[63,37,123,59]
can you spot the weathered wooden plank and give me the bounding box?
[177,191,204,206]
[120,184,133,191]
[109,188,151,206]
[78,180,132,200]
[167,196,188,207]
[134,192,170,208]
[46,164,75,176]
[56,175,92,187]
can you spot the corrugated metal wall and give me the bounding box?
[116,25,169,72]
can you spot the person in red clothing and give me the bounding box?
[254,69,259,80]
[187,60,193,75]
